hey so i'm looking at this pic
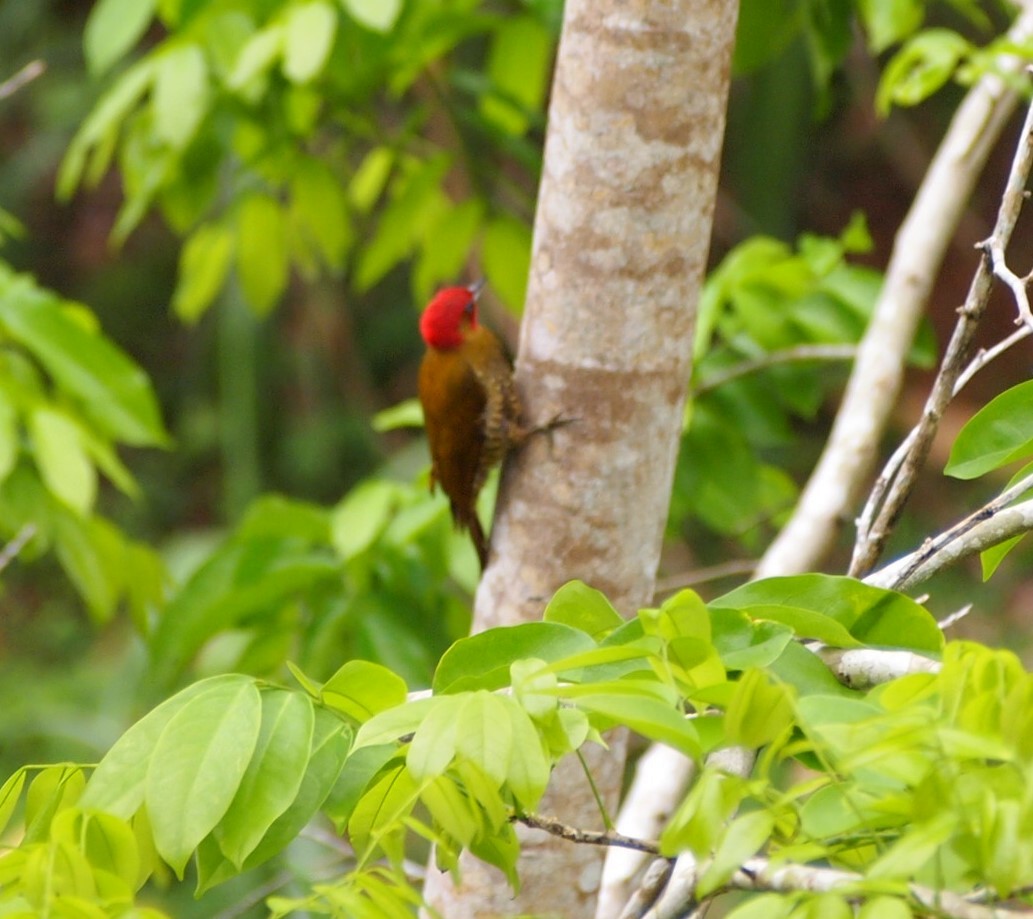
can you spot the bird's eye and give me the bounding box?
[463,299,475,315]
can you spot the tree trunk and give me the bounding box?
[423,1,738,916]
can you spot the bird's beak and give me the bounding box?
[468,278,487,300]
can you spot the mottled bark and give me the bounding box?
[423,1,738,916]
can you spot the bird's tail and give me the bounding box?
[470,515,489,571]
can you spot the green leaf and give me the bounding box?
[724,668,795,748]
[726,893,794,919]
[876,29,971,115]
[413,200,484,303]
[84,0,158,75]
[454,691,513,787]
[152,44,209,149]
[0,770,26,838]
[503,699,550,809]
[543,580,623,639]
[696,810,774,898]
[228,25,285,93]
[433,622,596,694]
[82,675,251,817]
[575,692,701,759]
[283,1,337,83]
[354,155,450,292]
[236,193,289,315]
[145,676,262,876]
[711,610,794,670]
[858,897,913,919]
[481,16,552,136]
[237,709,349,870]
[290,158,352,270]
[198,707,351,892]
[372,398,423,432]
[330,479,400,560]
[421,775,479,847]
[172,221,235,322]
[482,214,531,313]
[322,660,408,722]
[28,408,96,515]
[0,283,168,446]
[859,0,924,53]
[148,537,340,689]
[340,0,402,32]
[946,380,1033,480]
[0,388,17,487]
[407,696,463,781]
[711,574,942,652]
[348,763,419,861]
[79,809,141,886]
[867,812,956,880]
[354,696,438,749]
[214,690,316,867]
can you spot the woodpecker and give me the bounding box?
[418,281,554,569]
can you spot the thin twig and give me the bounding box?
[866,491,1033,592]
[0,524,36,577]
[953,326,1032,393]
[850,84,1033,577]
[693,345,857,395]
[513,812,660,854]
[0,60,45,102]
[986,235,1033,330]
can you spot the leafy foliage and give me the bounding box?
[0,263,168,621]
[59,0,559,319]
[8,578,1033,916]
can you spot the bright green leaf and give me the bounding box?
[290,158,352,270]
[711,574,942,652]
[283,1,337,83]
[84,0,158,75]
[322,660,408,722]
[236,194,289,315]
[0,388,17,487]
[340,0,402,32]
[433,621,596,694]
[145,677,262,876]
[543,580,623,639]
[152,44,209,148]
[407,696,463,781]
[482,214,531,313]
[481,16,551,136]
[0,283,168,445]
[330,479,399,560]
[697,810,774,898]
[214,690,315,867]
[28,408,96,515]
[575,692,700,759]
[947,380,1033,480]
[173,221,235,322]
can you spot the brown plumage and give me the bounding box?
[417,283,525,569]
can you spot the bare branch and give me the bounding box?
[0,60,46,102]
[693,345,856,395]
[757,5,1033,580]
[817,647,940,689]
[850,83,1033,577]
[866,491,1033,592]
[986,234,1033,331]
[514,812,659,855]
[953,326,1032,393]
